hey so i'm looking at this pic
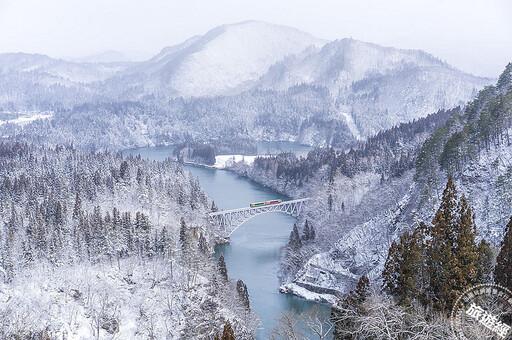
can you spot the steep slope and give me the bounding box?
[0,22,493,150]
[287,63,512,300]
[123,21,327,97]
[227,64,511,302]
[258,38,492,137]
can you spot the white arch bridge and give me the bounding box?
[209,198,310,236]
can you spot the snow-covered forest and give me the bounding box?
[230,64,512,306]
[0,142,258,338]
[0,22,492,152]
[0,15,509,339]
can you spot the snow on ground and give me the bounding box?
[279,282,337,304]
[339,109,362,140]
[214,154,269,169]
[0,258,226,339]
[0,111,53,126]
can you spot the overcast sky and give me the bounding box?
[0,0,510,77]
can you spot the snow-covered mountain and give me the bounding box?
[122,21,327,97]
[0,52,131,84]
[0,21,494,150]
[257,38,491,137]
[73,50,131,63]
[238,65,512,302]
[258,39,443,92]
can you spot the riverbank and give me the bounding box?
[122,144,329,340]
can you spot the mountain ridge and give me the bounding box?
[0,21,495,149]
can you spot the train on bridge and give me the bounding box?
[249,199,282,208]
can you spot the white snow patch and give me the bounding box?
[214,154,269,169]
[339,110,362,140]
[280,283,337,304]
[0,111,53,126]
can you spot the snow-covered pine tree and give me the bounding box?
[495,216,512,291]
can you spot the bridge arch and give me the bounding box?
[209,198,310,237]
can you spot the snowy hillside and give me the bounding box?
[257,38,491,137]
[251,65,512,302]
[0,143,258,339]
[227,63,512,303]
[0,53,130,84]
[0,21,494,151]
[74,50,131,63]
[258,39,444,92]
[124,21,327,97]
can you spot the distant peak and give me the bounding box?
[74,50,130,63]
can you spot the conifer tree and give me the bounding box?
[451,195,480,296]
[119,160,129,180]
[218,253,228,281]
[425,175,459,311]
[198,233,208,254]
[477,238,493,283]
[497,62,512,90]
[288,224,302,249]
[221,320,235,340]
[179,217,188,253]
[136,167,143,184]
[382,229,423,306]
[236,279,250,309]
[347,275,370,305]
[332,275,370,339]
[302,220,310,241]
[303,220,315,241]
[73,192,81,219]
[495,216,512,291]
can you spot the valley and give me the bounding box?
[0,14,511,339]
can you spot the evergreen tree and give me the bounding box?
[73,192,81,219]
[425,175,459,312]
[347,275,370,305]
[221,320,235,340]
[136,167,143,184]
[302,220,310,241]
[451,195,480,295]
[198,233,208,254]
[382,229,423,306]
[495,216,512,291]
[332,275,370,339]
[236,279,250,309]
[288,224,302,249]
[301,219,315,242]
[497,62,512,90]
[119,160,130,180]
[179,217,187,252]
[218,253,228,281]
[477,238,493,283]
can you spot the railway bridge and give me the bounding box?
[209,198,310,236]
